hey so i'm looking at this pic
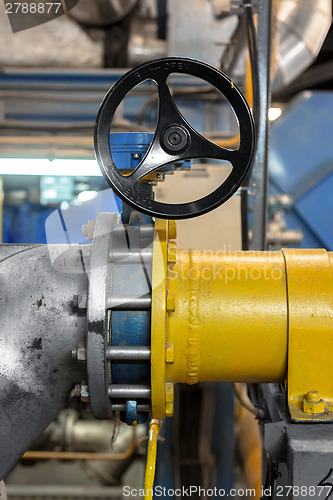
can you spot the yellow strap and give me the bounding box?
[144,419,161,499]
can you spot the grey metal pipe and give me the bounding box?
[108,385,151,399]
[0,244,88,480]
[106,346,151,360]
[109,249,153,264]
[112,404,151,412]
[273,0,332,91]
[106,295,151,310]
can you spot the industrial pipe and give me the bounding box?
[151,220,333,419]
[273,0,332,91]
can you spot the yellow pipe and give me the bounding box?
[166,249,288,385]
[151,222,333,421]
[144,419,161,499]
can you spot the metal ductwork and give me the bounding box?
[273,0,332,91]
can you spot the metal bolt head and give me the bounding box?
[165,382,174,403]
[80,384,90,403]
[166,403,174,417]
[167,242,176,265]
[71,348,78,359]
[74,384,81,397]
[165,382,174,417]
[303,391,325,415]
[82,221,95,241]
[305,391,320,403]
[165,343,175,364]
[166,291,175,312]
[168,220,177,240]
[77,347,87,361]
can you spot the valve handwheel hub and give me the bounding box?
[94,57,255,220]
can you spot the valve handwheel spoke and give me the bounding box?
[95,57,255,219]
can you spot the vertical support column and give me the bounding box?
[250,0,273,251]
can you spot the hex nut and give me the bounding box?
[82,221,96,241]
[303,391,325,415]
[77,347,87,361]
[167,242,176,265]
[165,383,174,404]
[165,382,174,417]
[166,291,175,312]
[165,343,175,364]
[74,384,81,397]
[168,220,177,240]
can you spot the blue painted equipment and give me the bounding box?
[269,91,333,249]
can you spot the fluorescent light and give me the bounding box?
[0,158,102,176]
[78,190,98,202]
[268,107,282,121]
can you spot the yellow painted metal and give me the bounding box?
[144,419,161,499]
[166,248,288,384]
[151,219,168,419]
[151,219,177,419]
[151,222,333,422]
[283,248,333,421]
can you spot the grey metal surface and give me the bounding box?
[106,346,151,360]
[109,249,153,264]
[0,244,88,480]
[168,0,238,68]
[112,404,151,412]
[108,385,151,399]
[250,0,273,250]
[106,295,151,310]
[70,0,138,26]
[262,384,333,499]
[87,213,122,419]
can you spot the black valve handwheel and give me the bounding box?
[94,57,255,220]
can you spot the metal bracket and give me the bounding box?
[283,249,333,422]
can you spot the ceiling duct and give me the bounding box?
[273,0,332,91]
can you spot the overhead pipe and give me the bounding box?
[273,0,332,91]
